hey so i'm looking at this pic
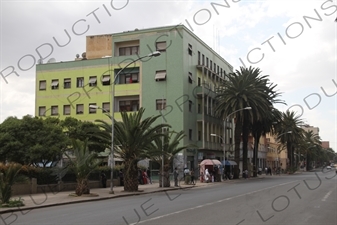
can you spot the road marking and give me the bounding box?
[129,180,299,225]
[321,190,332,201]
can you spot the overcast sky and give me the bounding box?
[0,0,336,151]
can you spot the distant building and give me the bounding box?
[321,141,330,149]
[300,124,319,136]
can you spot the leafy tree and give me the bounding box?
[96,108,170,192]
[60,117,108,153]
[147,130,192,187]
[61,139,101,196]
[215,66,283,178]
[0,115,68,166]
[0,163,27,204]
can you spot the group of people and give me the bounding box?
[138,168,152,185]
[174,167,196,186]
[100,168,152,188]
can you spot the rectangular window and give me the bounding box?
[217,66,219,74]
[189,100,193,112]
[220,68,223,77]
[89,76,97,87]
[198,104,201,113]
[51,79,59,90]
[198,51,201,65]
[76,104,84,114]
[102,102,110,112]
[64,78,71,89]
[198,77,201,86]
[102,75,110,86]
[89,103,97,114]
[202,54,204,65]
[38,106,46,116]
[198,131,201,141]
[188,44,192,55]
[63,105,70,115]
[188,72,193,84]
[39,80,46,90]
[189,129,192,140]
[119,100,139,112]
[119,46,139,56]
[51,105,58,115]
[155,70,166,81]
[206,57,209,67]
[156,42,166,52]
[77,77,84,87]
[119,73,139,84]
[156,99,166,110]
[210,60,212,70]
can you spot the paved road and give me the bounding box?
[1,171,336,225]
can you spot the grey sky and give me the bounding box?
[0,0,336,150]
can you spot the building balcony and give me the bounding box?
[197,112,221,124]
[195,86,216,98]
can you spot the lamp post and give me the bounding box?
[91,51,161,194]
[211,107,252,171]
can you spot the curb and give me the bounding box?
[0,185,197,214]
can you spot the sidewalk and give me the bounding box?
[0,180,218,214]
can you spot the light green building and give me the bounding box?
[35,25,234,170]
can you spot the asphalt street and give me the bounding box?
[1,170,336,225]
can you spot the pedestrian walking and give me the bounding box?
[174,167,179,187]
[146,168,152,184]
[138,169,143,185]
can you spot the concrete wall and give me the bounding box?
[12,178,120,196]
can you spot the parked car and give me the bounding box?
[326,166,331,170]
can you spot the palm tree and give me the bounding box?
[302,130,321,170]
[215,66,283,178]
[147,130,192,187]
[62,139,101,196]
[275,111,304,172]
[96,108,170,192]
[0,163,27,204]
[251,109,282,177]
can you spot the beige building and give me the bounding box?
[265,133,287,170]
[300,124,319,136]
[321,141,330,149]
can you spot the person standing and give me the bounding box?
[101,172,107,188]
[174,167,179,187]
[119,169,124,186]
[190,169,195,185]
[146,168,152,184]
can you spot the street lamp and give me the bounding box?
[91,51,161,194]
[211,106,252,169]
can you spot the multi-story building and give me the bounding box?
[35,25,234,170]
[300,124,319,136]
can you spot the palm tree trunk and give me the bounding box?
[159,169,171,187]
[287,142,291,170]
[234,116,242,179]
[75,179,90,196]
[253,133,260,177]
[124,160,139,192]
[242,118,249,175]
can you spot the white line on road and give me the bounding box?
[130,180,300,225]
[321,190,332,201]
